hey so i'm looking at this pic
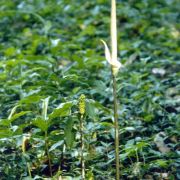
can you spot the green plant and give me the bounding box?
[33,97,53,176]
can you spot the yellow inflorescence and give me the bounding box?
[79,94,86,115]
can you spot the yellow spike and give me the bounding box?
[79,94,86,115]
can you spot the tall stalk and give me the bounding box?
[80,115,85,180]
[45,130,52,177]
[78,94,86,180]
[101,0,122,179]
[112,72,120,180]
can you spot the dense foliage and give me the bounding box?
[0,0,179,179]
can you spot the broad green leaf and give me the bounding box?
[32,118,49,132]
[19,95,44,104]
[49,102,73,119]
[9,111,31,123]
[0,129,13,139]
[65,118,75,149]
[86,99,96,119]
[0,119,9,126]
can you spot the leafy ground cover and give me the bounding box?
[0,0,179,179]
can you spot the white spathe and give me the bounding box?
[101,40,122,68]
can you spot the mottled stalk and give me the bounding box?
[45,131,52,177]
[112,72,120,180]
[80,115,85,180]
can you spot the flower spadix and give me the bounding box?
[101,0,122,76]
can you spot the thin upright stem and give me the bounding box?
[45,131,52,177]
[112,72,120,180]
[80,115,85,180]
[22,136,32,178]
[27,162,32,178]
[22,153,32,178]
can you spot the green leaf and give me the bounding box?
[153,159,169,168]
[0,129,13,139]
[32,118,49,132]
[86,99,96,119]
[100,122,113,127]
[9,111,31,123]
[49,140,64,152]
[144,114,154,122]
[0,119,9,126]
[65,118,75,149]
[49,102,73,119]
[19,95,43,104]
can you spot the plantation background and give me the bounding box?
[0,0,179,179]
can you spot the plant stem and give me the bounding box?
[27,162,32,178]
[45,131,52,177]
[22,135,32,178]
[23,153,32,178]
[80,115,85,180]
[112,72,120,180]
